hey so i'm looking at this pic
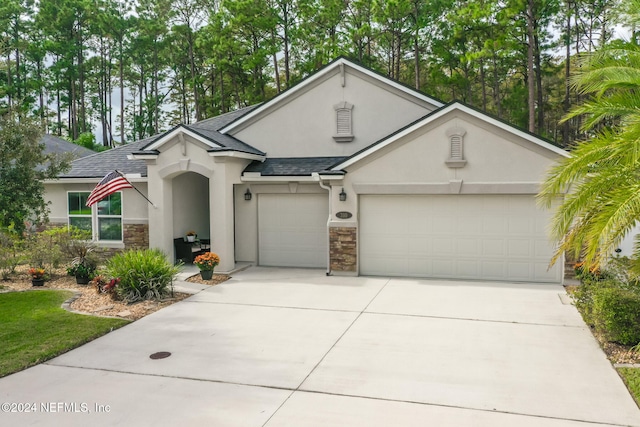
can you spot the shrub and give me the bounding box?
[592,287,640,346]
[26,226,72,272]
[572,277,619,326]
[0,228,25,280]
[106,249,179,303]
[90,275,120,300]
[56,226,95,262]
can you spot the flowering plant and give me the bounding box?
[29,267,46,280]
[186,230,197,236]
[194,252,220,271]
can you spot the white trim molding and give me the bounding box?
[144,126,222,151]
[219,58,444,135]
[332,102,569,171]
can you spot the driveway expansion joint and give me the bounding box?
[363,310,587,329]
[182,299,363,313]
[293,389,633,427]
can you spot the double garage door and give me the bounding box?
[360,195,562,283]
[257,193,561,283]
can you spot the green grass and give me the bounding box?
[0,290,129,378]
[618,368,640,406]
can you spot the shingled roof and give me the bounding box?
[243,157,348,176]
[135,106,264,155]
[42,134,95,158]
[60,106,261,179]
[182,106,263,155]
[59,138,151,178]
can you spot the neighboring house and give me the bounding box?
[42,134,95,159]
[44,57,569,283]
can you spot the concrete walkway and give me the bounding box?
[1,267,639,426]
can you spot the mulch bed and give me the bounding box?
[0,266,229,321]
[185,272,231,286]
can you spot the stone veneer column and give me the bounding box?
[329,226,357,273]
[123,224,149,250]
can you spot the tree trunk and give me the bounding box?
[188,30,201,121]
[535,33,543,134]
[6,53,13,110]
[562,3,571,147]
[492,50,502,118]
[414,33,420,90]
[119,38,125,144]
[526,0,536,133]
[272,31,281,93]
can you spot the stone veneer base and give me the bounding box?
[329,226,357,273]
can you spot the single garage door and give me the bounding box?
[258,193,328,268]
[360,195,561,283]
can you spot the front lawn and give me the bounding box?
[618,368,640,406]
[0,290,129,378]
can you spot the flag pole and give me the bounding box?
[115,170,157,208]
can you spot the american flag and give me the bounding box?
[86,171,133,207]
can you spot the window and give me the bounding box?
[333,101,354,142]
[67,191,123,242]
[445,127,467,168]
[68,192,92,232]
[97,193,123,241]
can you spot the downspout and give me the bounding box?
[313,173,332,276]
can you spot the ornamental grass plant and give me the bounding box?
[106,249,179,303]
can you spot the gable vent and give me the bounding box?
[333,101,354,142]
[445,126,467,168]
[337,109,351,134]
[450,135,463,159]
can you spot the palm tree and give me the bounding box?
[537,3,640,269]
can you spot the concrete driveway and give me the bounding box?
[1,267,639,426]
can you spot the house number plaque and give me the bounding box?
[336,211,353,219]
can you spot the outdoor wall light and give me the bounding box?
[339,188,347,202]
[244,188,252,201]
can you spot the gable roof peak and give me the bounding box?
[219,57,444,135]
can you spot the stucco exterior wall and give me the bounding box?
[325,111,562,227]
[232,67,438,158]
[145,136,251,271]
[234,183,328,263]
[172,172,210,239]
[44,181,149,226]
[349,114,558,184]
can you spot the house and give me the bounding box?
[42,134,95,159]
[44,57,569,283]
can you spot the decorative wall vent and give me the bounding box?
[445,127,467,168]
[333,101,354,142]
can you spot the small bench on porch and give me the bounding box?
[174,238,211,264]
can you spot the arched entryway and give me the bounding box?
[172,171,211,241]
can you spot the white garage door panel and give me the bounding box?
[360,195,561,283]
[258,194,327,268]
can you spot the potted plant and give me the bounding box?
[29,267,46,287]
[193,252,220,280]
[186,231,197,243]
[67,257,97,285]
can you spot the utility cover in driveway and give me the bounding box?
[359,195,562,282]
[258,193,328,268]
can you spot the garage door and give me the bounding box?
[258,193,328,268]
[360,195,561,283]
